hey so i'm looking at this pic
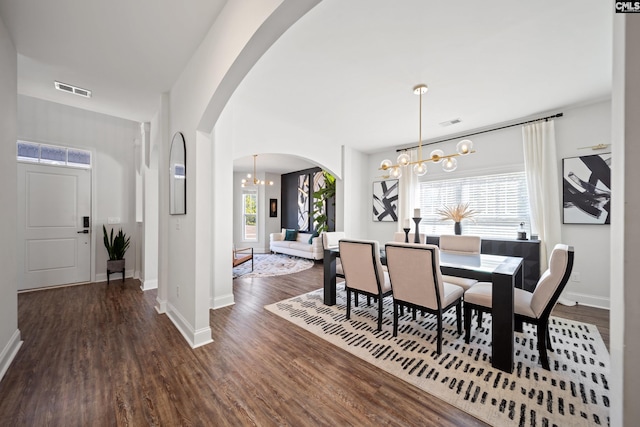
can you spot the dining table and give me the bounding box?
[323,246,524,373]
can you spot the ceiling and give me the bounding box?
[0,0,612,175]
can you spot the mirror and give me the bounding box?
[169,132,186,215]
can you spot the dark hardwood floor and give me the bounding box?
[0,263,609,426]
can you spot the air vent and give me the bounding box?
[439,118,461,127]
[55,81,92,98]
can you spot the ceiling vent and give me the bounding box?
[439,118,461,127]
[54,81,92,98]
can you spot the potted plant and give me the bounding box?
[312,170,336,234]
[103,225,130,280]
[436,203,477,235]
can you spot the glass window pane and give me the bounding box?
[67,149,92,168]
[40,145,67,165]
[417,171,531,239]
[17,141,40,162]
[242,190,258,241]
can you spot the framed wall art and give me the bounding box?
[562,153,611,224]
[372,179,398,222]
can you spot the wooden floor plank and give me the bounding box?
[0,262,609,426]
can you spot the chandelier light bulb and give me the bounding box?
[413,162,427,176]
[397,152,411,167]
[380,159,393,170]
[442,157,458,172]
[430,149,444,163]
[456,139,473,155]
[390,166,402,179]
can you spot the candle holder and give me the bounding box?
[403,228,411,243]
[412,217,422,243]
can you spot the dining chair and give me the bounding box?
[393,231,426,244]
[385,242,464,354]
[322,231,346,278]
[439,234,482,291]
[339,239,392,331]
[463,244,574,370]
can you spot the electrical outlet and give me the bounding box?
[176,285,180,298]
[571,272,581,282]
[176,219,180,230]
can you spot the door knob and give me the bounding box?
[77,230,89,234]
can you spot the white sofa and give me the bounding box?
[270,229,324,260]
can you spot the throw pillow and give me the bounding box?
[284,229,298,241]
[308,230,319,244]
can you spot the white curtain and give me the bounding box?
[522,120,562,272]
[397,149,420,232]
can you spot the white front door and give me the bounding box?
[17,163,91,290]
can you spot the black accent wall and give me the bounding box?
[281,167,335,233]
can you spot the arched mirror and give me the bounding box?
[169,132,186,215]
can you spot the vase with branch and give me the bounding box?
[436,203,477,235]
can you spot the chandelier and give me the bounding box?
[241,154,274,187]
[380,84,475,179]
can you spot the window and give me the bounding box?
[242,190,258,241]
[417,171,530,239]
[17,141,91,169]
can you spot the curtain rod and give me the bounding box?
[396,112,564,152]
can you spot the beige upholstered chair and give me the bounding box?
[385,242,464,354]
[439,235,481,291]
[393,231,426,244]
[439,235,481,254]
[463,244,574,370]
[322,231,346,278]
[339,239,392,331]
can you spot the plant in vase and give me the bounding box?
[312,170,336,234]
[103,225,130,282]
[436,203,477,235]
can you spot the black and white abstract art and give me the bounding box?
[372,179,398,222]
[562,154,611,224]
[298,174,309,230]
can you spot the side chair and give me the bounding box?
[339,239,392,331]
[439,234,482,291]
[463,244,574,370]
[385,242,464,355]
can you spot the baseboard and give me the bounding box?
[211,294,235,310]
[563,291,610,310]
[0,329,23,382]
[165,302,213,349]
[140,279,158,291]
[155,297,167,314]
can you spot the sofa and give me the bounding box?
[270,229,324,260]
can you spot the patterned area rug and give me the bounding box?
[233,254,314,278]
[265,284,610,427]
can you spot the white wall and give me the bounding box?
[0,14,21,382]
[341,146,369,239]
[157,0,320,347]
[610,14,640,427]
[555,100,611,308]
[365,100,611,309]
[16,95,140,283]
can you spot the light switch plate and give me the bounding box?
[107,217,121,224]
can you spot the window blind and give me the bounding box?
[417,171,531,239]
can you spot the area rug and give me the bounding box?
[233,254,314,278]
[265,284,610,427]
